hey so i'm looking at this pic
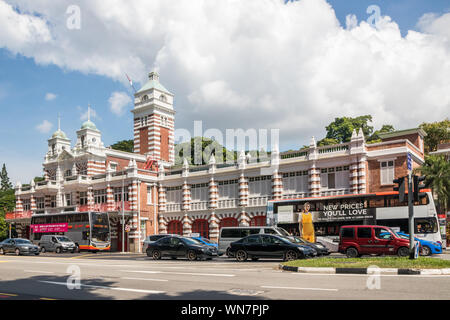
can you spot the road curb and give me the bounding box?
[279,264,450,275]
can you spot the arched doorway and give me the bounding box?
[219,217,239,229]
[250,216,266,227]
[167,220,183,235]
[192,219,209,238]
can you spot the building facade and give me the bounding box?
[8,71,428,251]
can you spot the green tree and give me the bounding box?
[110,140,134,153]
[317,138,340,147]
[367,124,395,144]
[420,119,450,154]
[0,189,15,241]
[175,137,236,166]
[416,155,450,213]
[1,164,12,191]
[324,115,374,143]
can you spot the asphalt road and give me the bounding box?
[0,253,449,300]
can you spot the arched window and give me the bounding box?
[250,216,266,227]
[160,94,167,102]
[219,217,239,229]
[141,95,149,102]
[192,219,209,238]
[167,220,182,235]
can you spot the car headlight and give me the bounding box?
[22,246,29,249]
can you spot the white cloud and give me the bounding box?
[109,91,132,116]
[1,0,450,148]
[36,120,53,133]
[45,92,57,101]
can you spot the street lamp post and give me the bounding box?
[122,174,125,253]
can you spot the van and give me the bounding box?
[338,225,410,258]
[38,235,77,253]
[218,226,291,256]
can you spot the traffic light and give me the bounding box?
[413,175,427,202]
[393,176,406,203]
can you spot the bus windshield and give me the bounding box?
[91,213,110,242]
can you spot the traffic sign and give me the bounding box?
[407,153,412,171]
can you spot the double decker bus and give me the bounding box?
[30,212,111,252]
[267,189,442,249]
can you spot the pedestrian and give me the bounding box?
[299,202,315,243]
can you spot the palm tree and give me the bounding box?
[416,155,450,213]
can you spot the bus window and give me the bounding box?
[82,231,89,240]
[415,218,438,234]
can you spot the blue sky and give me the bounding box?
[0,0,449,184]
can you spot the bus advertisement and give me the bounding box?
[31,212,111,252]
[267,190,442,251]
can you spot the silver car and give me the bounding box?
[39,235,76,253]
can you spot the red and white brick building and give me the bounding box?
[8,71,428,252]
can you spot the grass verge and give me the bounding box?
[282,257,450,269]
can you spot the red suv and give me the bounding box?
[339,225,410,258]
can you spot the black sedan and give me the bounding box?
[146,235,218,261]
[228,234,317,262]
[285,236,330,256]
[0,238,40,256]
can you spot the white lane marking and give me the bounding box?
[24,270,54,274]
[121,270,235,277]
[289,273,450,278]
[38,281,165,294]
[261,285,338,292]
[121,277,169,282]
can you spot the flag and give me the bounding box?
[125,73,137,93]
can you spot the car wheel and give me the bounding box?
[75,245,80,253]
[397,247,409,257]
[0,248,4,255]
[236,250,248,262]
[346,247,359,258]
[35,252,40,256]
[226,247,233,257]
[187,250,198,261]
[40,247,46,253]
[15,248,20,256]
[152,250,162,260]
[56,247,62,254]
[251,257,259,261]
[284,250,298,261]
[420,246,431,256]
[171,256,177,260]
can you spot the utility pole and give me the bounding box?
[122,174,125,253]
[407,172,415,259]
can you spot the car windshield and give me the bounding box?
[182,238,204,245]
[276,228,291,237]
[15,239,32,244]
[56,237,71,242]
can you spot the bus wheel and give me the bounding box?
[420,246,431,256]
[346,247,359,258]
[152,250,162,260]
[397,247,409,257]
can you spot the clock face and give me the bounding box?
[92,138,96,142]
